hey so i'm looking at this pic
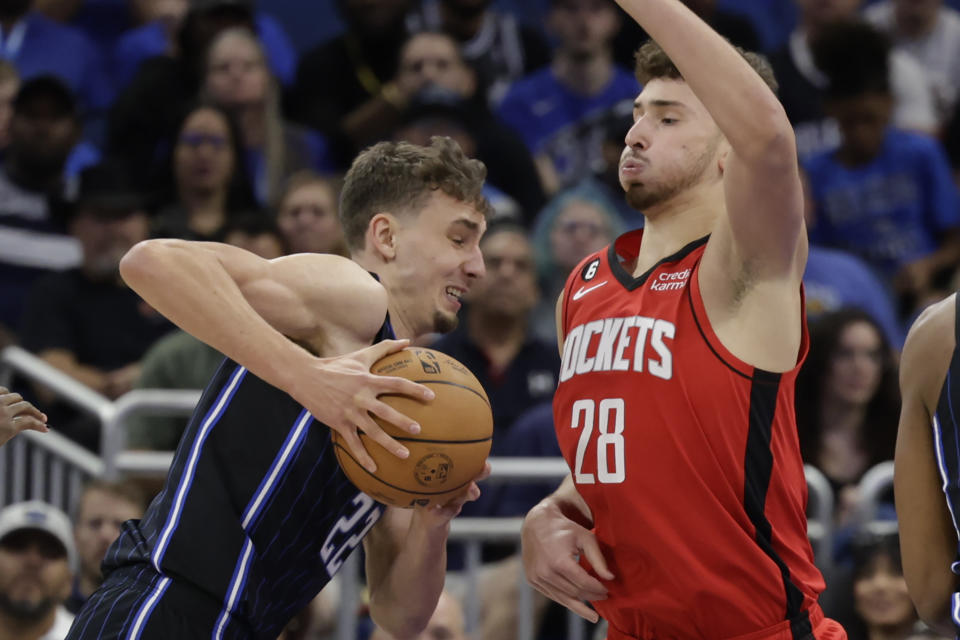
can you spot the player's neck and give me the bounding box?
[631,187,718,278]
[0,608,56,640]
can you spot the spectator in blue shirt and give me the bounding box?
[803,20,960,313]
[0,0,112,124]
[112,0,296,93]
[804,244,904,349]
[201,28,334,206]
[497,0,639,195]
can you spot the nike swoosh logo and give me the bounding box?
[572,281,608,301]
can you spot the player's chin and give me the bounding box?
[432,309,460,334]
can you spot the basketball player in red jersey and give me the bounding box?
[521,1,845,639]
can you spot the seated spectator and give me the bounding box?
[113,0,296,92]
[20,161,174,450]
[834,532,920,640]
[529,183,624,345]
[289,0,413,156]
[390,31,546,217]
[202,28,334,205]
[106,0,280,187]
[0,0,112,125]
[151,103,258,240]
[406,0,551,104]
[947,99,960,186]
[804,244,904,349]
[219,212,285,259]
[0,501,75,639]
[795,309,900,526]
[394,90,524,222]
[770,1,937,160]
[803,21,960,310]
[865,0,960,126]
[275,170,347,256]
[497,0,639,195]
[0,76,83,340]
[0,385,47,448]
[66,481,147,614]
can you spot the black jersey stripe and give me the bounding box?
[150,366,247,570]
[743,370,810,638]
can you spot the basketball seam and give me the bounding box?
[333,442,475,496]
[376,378,491,407]
[389,435,492,444]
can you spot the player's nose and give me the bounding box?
[625,116,651,150]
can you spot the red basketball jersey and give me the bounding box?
[554,230,824,640]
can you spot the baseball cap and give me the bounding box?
[62,161,148,222]
[0,501,77,568]
[191,0,253,11]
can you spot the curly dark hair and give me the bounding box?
[795,308,900,476]
[811,20,891,101]
[339,136,492,251]
[633,39,778,94]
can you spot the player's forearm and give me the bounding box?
[368,516,449,638]
[541,474,593,529]
[119,239,312,391]
[614,0,793,162]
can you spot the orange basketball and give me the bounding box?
[331,347,493,508]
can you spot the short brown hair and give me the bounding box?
[74,480,148,521]
[634,40,778,95]
[339,136,492,251]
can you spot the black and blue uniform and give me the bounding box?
[66,320,395,639]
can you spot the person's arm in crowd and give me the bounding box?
[119,239,432,472]
[896,296,960,635]
[0,387,48,448]
[364,467,488,638]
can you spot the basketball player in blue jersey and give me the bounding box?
[895,293,960,638]
[65,136,491,640]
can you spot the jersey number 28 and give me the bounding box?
[571,398,625,484]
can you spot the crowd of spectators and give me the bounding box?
[2,0,960,638]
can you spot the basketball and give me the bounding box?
[332,347,493,508]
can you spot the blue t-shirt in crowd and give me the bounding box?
[804,128,960,281]
[497,67,639,190]
[112,13,298,91]
[803,245,905,349]
[4,12,113,114]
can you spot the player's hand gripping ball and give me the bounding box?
[332,347,493,507]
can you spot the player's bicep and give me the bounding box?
[895,390,958,629]
[239,253,388,343]
[719,148,806,279]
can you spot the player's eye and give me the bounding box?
[451,237,465,246]
[661,118,677,125]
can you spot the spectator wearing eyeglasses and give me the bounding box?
[528,182,624,346]
[151,103,258,241]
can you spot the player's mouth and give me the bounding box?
[620,159,645,177]
[444,286,466,309]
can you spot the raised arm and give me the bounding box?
[616,0,803,276]
[896,298,960,635]
[119,239,433,471]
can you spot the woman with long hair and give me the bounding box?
[796,308,900,523]
[202,27,335,206]
[840,533,919,640]
[152,102,258,240]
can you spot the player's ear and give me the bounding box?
[368,212,399,260]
